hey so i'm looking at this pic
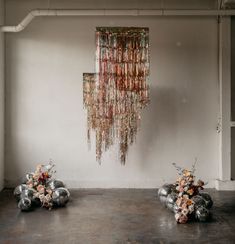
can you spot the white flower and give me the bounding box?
[45,194,52,202]
[182,208,189,215]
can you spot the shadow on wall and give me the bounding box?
[136,85,180,164]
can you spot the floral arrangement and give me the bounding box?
[26,162,56,209]
[173,163,205,223]
[14,161,70,211]
[158,162,213,224]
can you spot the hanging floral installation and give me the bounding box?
[83,27,150,164]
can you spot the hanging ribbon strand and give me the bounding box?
[83,27,150,164]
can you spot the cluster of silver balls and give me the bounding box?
[14,179,70,211]
[158,184,213,222]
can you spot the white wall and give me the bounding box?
[0,0,5,191]
[5,0,220,188]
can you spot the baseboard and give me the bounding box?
[215,179,235,190]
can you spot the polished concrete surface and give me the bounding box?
[0,189,235,244]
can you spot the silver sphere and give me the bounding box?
[21,188,38,205]
[13,184,27,201]
[18,197,32,211]
[47,180,65,190]
[199,192,213,209]
[21,188,34,199]
[158,184,175,197]
[166,193,178,212]
[52,187,70,207]
[195,206,210,222]
[159,195,167,205]
[191,195,206,209]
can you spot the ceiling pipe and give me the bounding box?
[1,8,235,33]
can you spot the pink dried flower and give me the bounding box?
[37,184,45,194]
[175,213,188,224]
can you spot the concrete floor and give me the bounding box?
[0,189,235,244]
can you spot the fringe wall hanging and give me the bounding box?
[83,27,150,164]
